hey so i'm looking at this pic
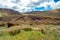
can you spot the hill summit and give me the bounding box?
[0,8,21,17]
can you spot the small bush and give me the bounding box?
[7,23,14,28]
[0,24,6,27]
[40,29,46,34]
[23,28,32,31]
[7,26,21,36]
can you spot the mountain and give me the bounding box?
[0,8,21,17]
[0,14,60,26]
[25,9,60,18]
[0,9,60,27]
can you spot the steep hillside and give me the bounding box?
[0,15,60,26]
[0,9,60,26]
[25,9,60,18]
[0,9,60,40]
[0,8,21,17]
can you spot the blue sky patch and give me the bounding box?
[35,7,45,11]
[54,0,60,2]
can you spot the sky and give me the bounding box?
[0,0,60,12]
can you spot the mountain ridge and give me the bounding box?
[24,9,60,18]
[0,8,21,17]
[0,8,60,26]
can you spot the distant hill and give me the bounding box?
[0,8,60,17]
[0,15,60,25]
[25,9,60,18]
[0,8,60,26]
[0,8,21,17]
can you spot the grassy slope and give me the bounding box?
[0,8,21,17]
[0,9,60,40]
[0,25,60,40]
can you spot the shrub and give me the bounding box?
[23,28,32,31]
[7,26,21,36]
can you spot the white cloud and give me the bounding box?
[0,0,60,12]
[31,0,40,2]
[51,1,60,9]
[20,0,31,6]
[34,0,60,10]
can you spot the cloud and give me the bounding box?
[52,1,60,9]
[0,0,60,12]
[11,0,20,3]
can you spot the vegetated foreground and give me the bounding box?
[0,14,60,40]
[0,25,60,40]
[0,8,60,40]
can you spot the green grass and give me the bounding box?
[14,30,45,40]
[0,25,60,40]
